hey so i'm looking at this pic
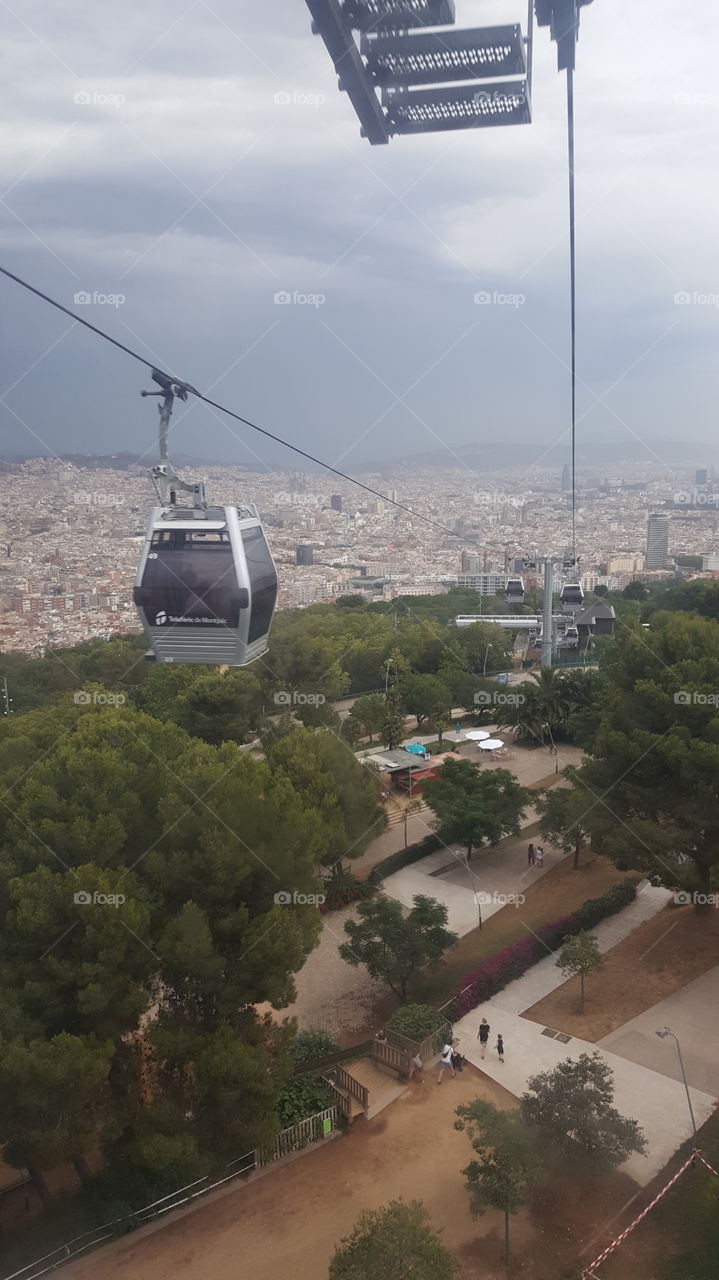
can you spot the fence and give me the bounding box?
[328,1064,369,1112]
[384,1020,451,1063]
[1,1107,340,1280]
[372,1039,411,1076]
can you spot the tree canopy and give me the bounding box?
[339,894,457,1002]
[329,1200,457,1280]
[423,759,528,858]
[521,1051,647,1172]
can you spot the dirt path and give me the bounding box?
[62,1065,635,1280]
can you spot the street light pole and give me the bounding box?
[453,849,483,931]
[655,1027,698,1147]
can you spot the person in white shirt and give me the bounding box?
[437,1039,456,1084]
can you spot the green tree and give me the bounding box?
[455,1100,543,1264]
[0,698,328,1182]
[0,1032,115,1201]
[539,769,593,869]
[352,693,386,742]
[401,674,451,729]
[575,612,719,904]
[521,1052,647,1172]
[381,692,407,750]
[423,759,528,859]
[593,583,609,597]
[329,1200,457,1280]
[339,895,458,1002]
[623,580,649,600]
[268,727,382,868]
[556,931,604,1012]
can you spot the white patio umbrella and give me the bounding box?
[479,738,504,751]
[465,729,490,741]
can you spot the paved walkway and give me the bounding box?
[381,835,568,937]
[444,883,716,1187]
[452,1011,715,1185]
[599,965,719,1097]
[351,737,582,875]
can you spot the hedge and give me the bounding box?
[369,833,443,885]
[447,877,641,1020]
[386,1004,447,1042]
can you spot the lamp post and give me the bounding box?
[655,1027,698,1147]
[452,848,483,931]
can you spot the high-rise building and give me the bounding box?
[330,495,343,512]
[561,464,571,491]
[646,515,669,570]
[295,545,314,566]
[696,469,709,486]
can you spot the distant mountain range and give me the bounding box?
[1,437,714,473]
[362,438,716,473]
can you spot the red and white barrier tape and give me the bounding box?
[582,1148,717,1277]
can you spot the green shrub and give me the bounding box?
[386,1004,447,1043]
[275,1076,335,1128]
[289,1028,340,1067]
[369,833,442,884]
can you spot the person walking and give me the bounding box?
[496,1034,505,1064]
[535,846,544,869]
[411,1052,424,1084]
[437,1039,456,1084]
[477,1016,490,1059]
[527,842,535,867]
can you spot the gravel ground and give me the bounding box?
[262,904,389,1044]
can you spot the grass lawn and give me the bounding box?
[411,852,636,1009]
[523,900,719,1042]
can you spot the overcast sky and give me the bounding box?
[0,0,717,478]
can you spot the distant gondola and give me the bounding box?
[505,575,525,605]
[560,580,584,611]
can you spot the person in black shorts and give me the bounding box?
[496,1034,505,1063]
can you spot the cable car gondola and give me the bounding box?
[560,580,584,612]
[505,575,525,605]
[133,371,277,666]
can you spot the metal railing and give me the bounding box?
[1,1107,340,1280]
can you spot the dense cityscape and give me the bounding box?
[1,456,718,656]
